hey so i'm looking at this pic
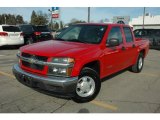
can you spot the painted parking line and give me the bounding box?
[90,100,118,111]
[0,71,15,79]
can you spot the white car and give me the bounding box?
[0,25,24,46]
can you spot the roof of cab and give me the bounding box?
[76,23,131,27]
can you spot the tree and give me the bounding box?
[60,21,63,29]
[7,14,16,25]
[30,10,49,25]
[0,14,24,25]
[30,10,37,25]
[1,14,6,24]
[16,15,24,24]
[0,15,1,24]
[53,22,59,30]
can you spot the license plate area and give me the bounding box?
[20,74,34,87]
[9,34,19,37]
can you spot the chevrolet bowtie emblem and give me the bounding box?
[29,55,37,64]
[30,58,36,64]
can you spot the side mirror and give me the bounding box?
[107,38,120,47]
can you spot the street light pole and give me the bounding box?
[88,7,90,23]
[142,7,146,29]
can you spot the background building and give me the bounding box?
[129,13,160,30]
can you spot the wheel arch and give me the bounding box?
[81,60,101,76]
[140,49,146,58]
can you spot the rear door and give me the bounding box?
[123,27,137,66]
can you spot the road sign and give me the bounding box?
[52,7,59,11]
[52,14,59,18]
[52,7,60,18]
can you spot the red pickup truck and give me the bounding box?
[13,23,149,102]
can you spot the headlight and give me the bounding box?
[48,58,75,77]
[52,58,74,64]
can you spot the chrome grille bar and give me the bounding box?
[17,54,74,67]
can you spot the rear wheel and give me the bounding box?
[73,67,101,103]
[130,52,144,73]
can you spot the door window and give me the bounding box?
[123,27,133,43]
[107,27,123,44]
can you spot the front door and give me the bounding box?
[102,26,128,77]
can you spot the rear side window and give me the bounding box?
[107,26,123,44]
[123,27,133,43]
[20,25,33,32]
[34,26,50,32]
[2,26,20,32]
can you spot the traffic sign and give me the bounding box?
[52,14,59,18]
[52,7,60,18]
[52,7,59,11]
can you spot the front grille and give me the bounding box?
[21,53,48,71]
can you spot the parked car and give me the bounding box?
[13,23,149,103]
[134,29,160,49]
[19,25,53,45]
[0,25,24,47]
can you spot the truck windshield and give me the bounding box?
[56,25,107,44]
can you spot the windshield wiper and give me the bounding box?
[55,38,66,41]
[66,39,88,43]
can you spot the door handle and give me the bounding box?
[121,46,126,50]
[132,44,136,48]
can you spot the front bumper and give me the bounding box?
[12,64,78,96]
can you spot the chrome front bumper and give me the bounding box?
[12,64,78,96]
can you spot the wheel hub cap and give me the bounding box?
[76,76,95,97]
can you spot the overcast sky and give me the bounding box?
[0,7,160,23]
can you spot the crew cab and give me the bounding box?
[13,23,149,102]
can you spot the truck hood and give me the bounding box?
[20,40,99,58]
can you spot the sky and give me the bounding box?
[0,7,160,24]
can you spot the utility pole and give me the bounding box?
[142,7,146,29]
[88,7,90,23]
[48,9,53,30]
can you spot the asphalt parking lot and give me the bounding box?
[0,47,160,113]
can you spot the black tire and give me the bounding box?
[72,67,101,103]
[130,52,144,73]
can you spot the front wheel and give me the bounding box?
[72,67,101,103]
[130,52,144,73]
